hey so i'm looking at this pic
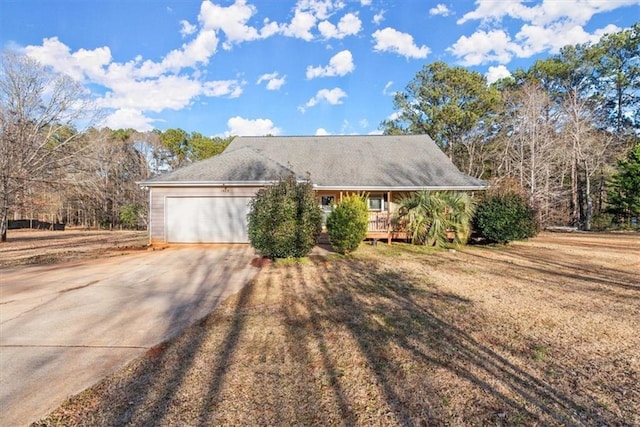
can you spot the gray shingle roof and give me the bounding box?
[143,147,294,183]
[141,135,487,190]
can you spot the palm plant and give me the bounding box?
[396,191,476,248]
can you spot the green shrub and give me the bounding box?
[590,213,614,231]
[119,203,145,229]
[247,175,323,258]
[326,194,369,254]
[396,191,476,248]
[473,192,538,244]
[607,141,640,227]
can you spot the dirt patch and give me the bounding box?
[0,229,148,268]
[33,232,639,426]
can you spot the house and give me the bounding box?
[138,134,486,244]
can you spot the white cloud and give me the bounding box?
[25,37,112,82]
[102,108,157,132]
[295,0,346,20]
[306,50,355,79]
[315,127,331,135]
[368,129,384,135]
[225,116,281,136]
[300,87,347,112]
[372,11,385,25]
[260,19,282,38]
[99,75,202,112]
[457,0,529,25]
[318,12,362,39]
[372,27,430,59]
[458,0,639,26]
[137,29,219,76]
[448,29,518,66]
[282,9,317,40]
[387,111,401,121]
[257,72,286,90]
[516,22,621,56]
[485,65,512,85]
[450,21,622,66]
[24,35,243,131]
[360,0,371,5]
[429,4,451,16]
[280,0,353,40]
[451,0,634,65]
[359,118,369,128]
[202,79,244,98]
[180,20,197,37]
[382,80,394,95]
[199,0,262,49]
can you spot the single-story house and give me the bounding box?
[138,134,486,244]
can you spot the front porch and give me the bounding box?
[366,211,408,243]
[317,190,409,244]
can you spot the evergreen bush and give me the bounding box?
[247,175,323,259]
[326,194,369,254]
[473,192,538,243]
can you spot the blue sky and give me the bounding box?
[1,0,638,137]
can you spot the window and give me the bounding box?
[321,196,335,210]
[367,194,386,211]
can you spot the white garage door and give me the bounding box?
[165,197,252,243]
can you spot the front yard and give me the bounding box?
[35,232,639,426]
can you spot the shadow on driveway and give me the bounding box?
[0,245,257,426]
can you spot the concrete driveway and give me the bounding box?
[0,246,258,426]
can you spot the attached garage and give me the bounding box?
[165,196,252,243]
[143,186,264,245]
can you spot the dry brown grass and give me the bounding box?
[34,232,640,426]
[0,229,148,268]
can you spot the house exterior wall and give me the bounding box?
[148,186,262,244]
[147,187,467,245]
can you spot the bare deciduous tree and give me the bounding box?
[0,51,98,241]
[561,89,613,229]
[493,81,566,225]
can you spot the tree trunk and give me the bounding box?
[571,158,579,227]
[584,161,592,231]
[1,198,8,242]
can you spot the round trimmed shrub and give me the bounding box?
[247,175,323,258]
[473,192,538,244]
[326,194,368,254]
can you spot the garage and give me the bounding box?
[165,196,252,243]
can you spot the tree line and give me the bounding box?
[384,23,639,230]
[0,50,232,241]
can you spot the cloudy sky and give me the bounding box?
[1,0,638,136]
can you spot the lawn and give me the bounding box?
[34,232,639,426]
[0,229,148,268]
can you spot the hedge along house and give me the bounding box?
[138,135,487,244]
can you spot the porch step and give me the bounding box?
[318,232,330,244]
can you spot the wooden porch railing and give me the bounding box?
[368,211,390,232]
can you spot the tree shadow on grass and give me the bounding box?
[300,258,607,426]
[463,246,640,294]
[33,251,629,426]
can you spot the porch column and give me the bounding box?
[387,191,392,244]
